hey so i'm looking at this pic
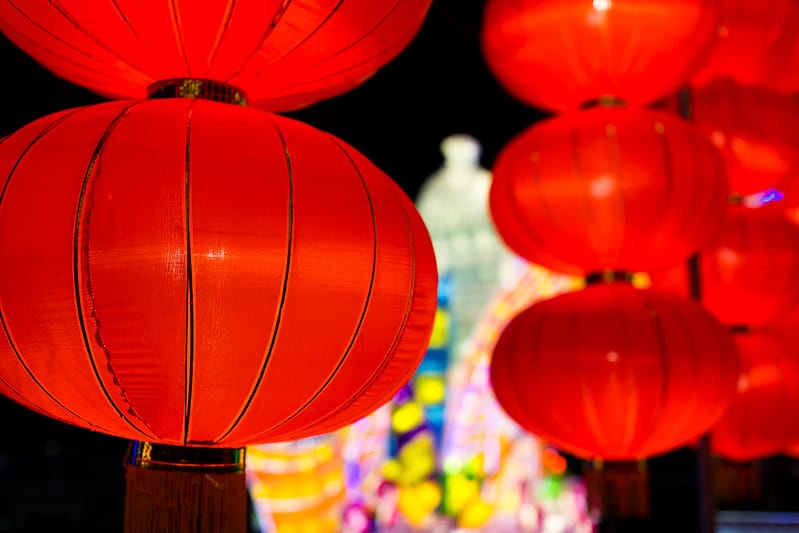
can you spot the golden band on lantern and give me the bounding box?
[147,78,249,106]
[127,441,246,473]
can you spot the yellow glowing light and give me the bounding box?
[458,498,494,528]
[392,401,425,433]
[429,308,451,348]
[415,374,446,405]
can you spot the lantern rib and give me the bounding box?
[223,0,295,83]
[168,0,191,76]
[109,0,144,44]
[273,181,418,441]
[640,293,673,456]
[0,108,113,433]
[205,0,237,76]
[573,304,608,455]
[47,0,152,81]
[182,102,196,444]
[259,139,379,436]
[252,0,404,79]
[212,119,295,443]
[73,102,156,440]
[5,0,91,58]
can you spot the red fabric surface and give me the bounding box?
[0,0,431,110]
[680,79,799,196]
[490,283,739,460]
[0,99,437,446]
[691,0,799,92]
[489,106,729,276]
[711,331,799,462]
[651,207,799,327]
[481,0,719,111]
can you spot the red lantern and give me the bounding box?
[651,207,799,326]
[0,98,437,447]
[691,0,799,90]
[490,283,739,460]
[481,0,719,111]
[0,0,431,110]
[489,106,729,276]
[684,79,799,196]
[711,330,799,462]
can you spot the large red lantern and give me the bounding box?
[490,283,738,460]
[0,98,437,447]
[691,0,799,90]
[481,0,719,111]
[489,106,729,276]
[651,207,799,326]
[0,0,431,110]
[711,330,799,462]
[684,79,799,196]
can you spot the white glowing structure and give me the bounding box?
[415,134,520,362]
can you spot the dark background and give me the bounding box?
[1,1,798,531]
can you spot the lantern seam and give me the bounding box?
[259,138,379,436]
[212,118,295,444]
[182,101,197,444]
[222,0,294,83]
[276,180,419,440]
[6,0,92,59]
[73,101,156,440]
[0,107,112,433]
[109,0,144,44]
[48,0,152,81]
[168,0,191,76]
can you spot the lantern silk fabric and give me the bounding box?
[0,0,432,110]
[684,79,799,197]
[489,106,729,276]
[651,207,799,326]
[712,331,799,462]
[691,0,799,92]
[481,0,719,110]
[490,283,738,460]
[0,99,437,447]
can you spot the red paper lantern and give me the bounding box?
[490,283,738,460]
[691,0,799,90]
[651,207,799,326]
[0,98,437,447]
[489,106,729,276]
[481,0,719,111]
[0,0,431,110]
[712,331,799,462]
[684,79,799,196]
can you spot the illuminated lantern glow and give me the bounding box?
[0,98,437,447]
[481,0,720,110]
[682,79,799,196]
[490,283,739,460]
[712,331,799,462]
[0,0,431,110]
[691,0,799,90]
[489,106,729,276]
[651,207,799,326]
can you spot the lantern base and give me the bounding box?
[585,460,649,522]
[124,442,247,533]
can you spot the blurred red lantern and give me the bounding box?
[490,283,738,460]
[684,79,799,196]
[489,106,729,276]
[481,0,719,111]
[0,98,437,447]
[712,330,799,462]
[691,0,799,90]
[0,0,431,110]
[651,207,799,326]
